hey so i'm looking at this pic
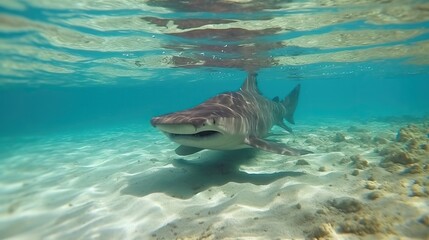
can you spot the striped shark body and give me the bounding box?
[150,73,312,156]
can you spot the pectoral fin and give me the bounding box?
[244,136,312,156]
[278,121,293,133]
[175,145,203,156]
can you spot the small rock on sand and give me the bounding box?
[351,169,359,176]
[419,214,429,226]
[316,209,327,215]
[330,197,363,213]
[308,223,334,239]
[333,132,346,142]
[411,184,428,197]
[319,166,327,172]
[296,159,310,165]
[365,181,377,190]
[351,155,369,169]
[367,191,383,200]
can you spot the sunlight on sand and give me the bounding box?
[1,118,428,239]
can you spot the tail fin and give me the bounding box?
[282,84,301,124]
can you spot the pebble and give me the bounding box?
[296,159,310,165]
[367,191,383,200]
[366,181,377,190]
[316,209,327,215]
[351,169,359,176]
[319,166,327,172]
[419,214,429,226]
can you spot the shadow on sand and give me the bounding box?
[121,149,305,199]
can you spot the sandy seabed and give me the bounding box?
[0,117,428,240]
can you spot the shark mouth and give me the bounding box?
[152,121,223,139]
[167,130,222,139]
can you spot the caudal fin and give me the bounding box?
[282,84,301,124]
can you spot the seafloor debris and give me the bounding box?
[411,183,428,197]
[296,159,310,165]
[329,197,363,213]
[367,191,383,200]
[396,124,422,142]
[308,223,335,239]
[406,164,423,174]
[351,169,359,176]
[365,181,377,190]
[419,214,429,227]
[333,132,346,142]
[339,217,382,235]
[377,123,429,173]
[383,150,417,165]
[350,155,369,169]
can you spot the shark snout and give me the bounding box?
[151,116,205,126]
[154,123,198,134]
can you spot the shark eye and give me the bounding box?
[212,119,216,125]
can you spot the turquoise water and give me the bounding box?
[1,1,429,239]
[1,0,428,136]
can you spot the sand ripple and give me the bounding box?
[1,119,428,239]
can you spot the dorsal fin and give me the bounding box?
[240,73,261,94]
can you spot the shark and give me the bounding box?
[150,73,312,156]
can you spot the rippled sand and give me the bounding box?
[1,118,428,239]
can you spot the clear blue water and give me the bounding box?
[1,1,429,239]
[1,0,428,136]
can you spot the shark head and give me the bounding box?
[151,101,246,152]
